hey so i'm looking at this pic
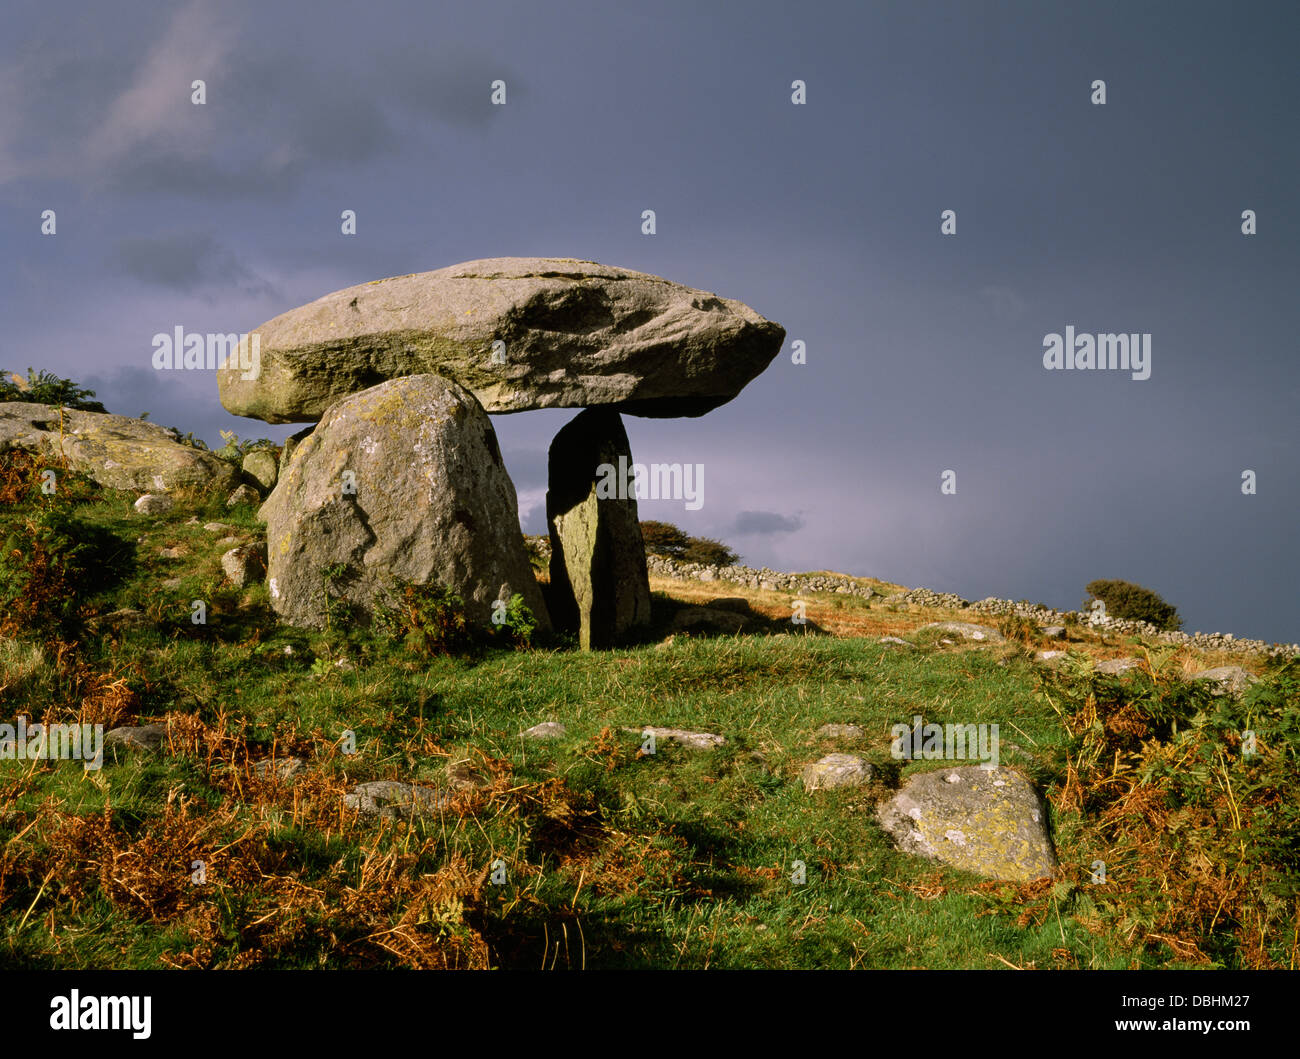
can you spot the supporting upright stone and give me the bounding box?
[546,409,651,649]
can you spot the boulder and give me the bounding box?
[227,484,261,508]
[104,723,168,755]
[0,401,237,494]
[546,409,651,649]
[217,258,785,422]
[133,493,173,515]
[258,374,549,632]
[876,766,1058,882]
[242,449,278,490]
[221,544,263,587]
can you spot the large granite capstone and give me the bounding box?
[217,258,785,422]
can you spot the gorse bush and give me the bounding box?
[1084,578,1181,630]
[639,520,740,566]
[0,368,106,413]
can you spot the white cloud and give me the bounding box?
[88,1,239,166]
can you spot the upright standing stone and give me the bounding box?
[546,409,651,649]
[260,374,549,632]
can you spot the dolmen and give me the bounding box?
[218,257,784,646]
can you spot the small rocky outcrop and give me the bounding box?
[876,766,1058,882]
[0,401,237,494]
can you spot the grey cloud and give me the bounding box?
[732,510,805,536]
[111,231,277,297]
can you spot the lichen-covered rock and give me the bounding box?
[546,409,651,649]
[242,449,278,490]
[259,374,548,632]
[0,401,237,494]
[227,484,261,508]
[221,544,263,587]
[802,753,874,790]
[876,766,1057,882]
[217,258,785,422]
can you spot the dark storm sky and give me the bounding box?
[2,0,1296,642]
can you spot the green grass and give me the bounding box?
[1,456,1296,970]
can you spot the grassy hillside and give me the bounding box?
[1,450,1297,969]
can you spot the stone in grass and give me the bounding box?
[1037,650,1067,663]
[221,544,263,587]
[802,753,874,791]
[252,756,307,783]
[133,493,173,515]
[1040,625,1067,639]
[916,621,1005,644]
[104,723,168,755]
[203,521,234,533]
[625,726,725,750]
[521,722,567,740]
[817,723,865,739]
[876,765,1058,883]
[344,780,448,819]
[1193,666,1259,696]
[1096,656,1142,676]
[879,636,913,648]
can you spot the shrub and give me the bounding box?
[639,520,741,566]
[0,505,128,633]
[0,368,106,413]
[639,520,690,558]
[1083,578,1182,630]
[489,593,539,648]
[680,536,739,567]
